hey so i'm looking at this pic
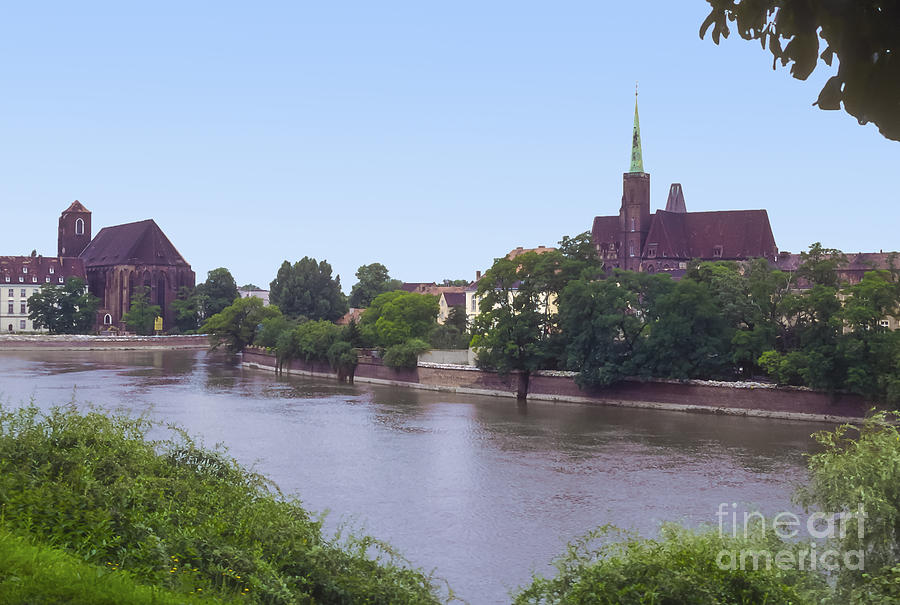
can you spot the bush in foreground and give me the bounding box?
[513,524,827,605]
[0,404,442,604]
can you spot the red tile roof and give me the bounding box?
[80,219,190,267]
[0,256,86,284]
[644,209,777,261]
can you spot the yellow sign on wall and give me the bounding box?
[154,316,163,332]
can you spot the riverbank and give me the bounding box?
[0,334,209,351]
[242,347,871,422]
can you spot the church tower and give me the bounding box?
[58,200,92,257]
[620,89,650,272]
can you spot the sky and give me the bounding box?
[2,2,898,291]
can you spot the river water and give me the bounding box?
[0,349,825,603]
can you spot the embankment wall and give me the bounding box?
[241,348,871,422]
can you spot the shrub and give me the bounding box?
[513,524,827,605]
[383,338,430,369]
[0,404,442,604]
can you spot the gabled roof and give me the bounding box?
[644,210,777,261]
[62,200,90,214]
[0,256,86,282]
[591,215,620,246]
[441,291,466,307]
[79,219,190,267]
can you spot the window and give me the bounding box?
[20,289,25,298]
[75,218,84,235]
[7,303,12,314]
[647,246,657,258]
[18,277,23,283]
[630,218,636,232]
[103,314,112,325]
[713,245,723,258]
[20,302,26,314]
[19,320,26,330]
[879,319,891,328]
[32,276,37,283]
[58,277,64,283]
[49,267,54,274]
[7,289,12,297]
[629,242,635,257]
[3,276,8,282]
[22,267,27,274]
[45,277,50,283]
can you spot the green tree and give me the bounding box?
[640,278,733,380]
[239,283,260,290]
[469,254,550,399]
[796,412,900,601]
[201,297,281,353]
[123,286,161,336]
[170,286,202,333]
[360,291,439,348]
[269,257,348,321]
[327,340,359,382]
[27,277,99,334]
[197,268,239,319]
[348,263,402,309]
[700,1,900,140]
[560,271,671,388]
[429,306,469,349]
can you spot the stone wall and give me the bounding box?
[240,348,871,422]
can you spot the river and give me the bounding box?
[0,349,825,603]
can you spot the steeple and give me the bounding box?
[629,84,644,173]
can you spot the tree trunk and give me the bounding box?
[516,371,530,401]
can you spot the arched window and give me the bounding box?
[630,218,635,232]
[75,218,84,235]
[103,313,112,325]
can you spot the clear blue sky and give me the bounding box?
[2,2,897,291]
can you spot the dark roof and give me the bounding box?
[80,219,190,268]
[591,215,621,247]
[773,251,899,275]
[0,256,86,283]
[442,292,466,306]
[643,210,777,261]
[62,200,90,214]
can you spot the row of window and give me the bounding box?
[6,321,27,331]
[8,289,27,298]
[3,276,65,284]
[6,303,27,314]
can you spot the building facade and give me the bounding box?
[0,255,86,332]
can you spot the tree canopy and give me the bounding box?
[123,286,161,336]
[201,296,281,353]
[27,277,99,334]
[360,290,439,348]
[269,257,348,321]
[197,267,239,319]
[700,1,900,141]
[348,263,402,309]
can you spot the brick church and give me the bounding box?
[58,201,195,330]
[592,95,779,275]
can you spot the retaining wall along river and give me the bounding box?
[241,348,870,422]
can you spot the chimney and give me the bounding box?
[476,270,482,280]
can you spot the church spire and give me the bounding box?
[629,84,644,173]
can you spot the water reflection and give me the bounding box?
[0,349,824,604]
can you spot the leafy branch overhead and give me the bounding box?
[700,1,900,141]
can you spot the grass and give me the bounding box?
[0,528,230,604]
[0,403,444,604]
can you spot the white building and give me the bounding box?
[0,256,87,332]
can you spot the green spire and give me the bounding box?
[629,86,644,173]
